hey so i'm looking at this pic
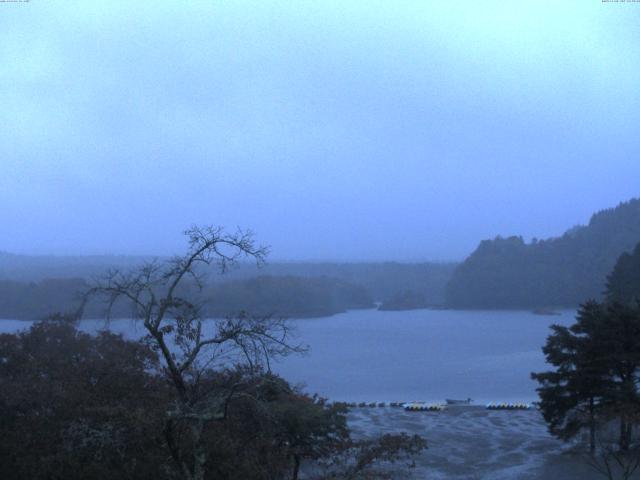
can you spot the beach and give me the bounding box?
[346,405,603,479]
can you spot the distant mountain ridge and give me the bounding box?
[0,254,456,318]
[445,198,640,308]
[0,253,455,306]
[0,275,374,321]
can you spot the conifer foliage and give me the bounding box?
[533,246,640,454]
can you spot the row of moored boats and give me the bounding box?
[403,401,533,411]
[331,400,534,411]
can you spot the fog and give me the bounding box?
[1,1,639,261]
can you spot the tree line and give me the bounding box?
[0,227,426,480]
[446,198,640,308]
[0,275,373,320]
[533,242,640,477]
[0,252,456,310]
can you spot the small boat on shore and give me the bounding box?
[446,398,473,405]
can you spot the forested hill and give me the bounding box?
[445,198,640,309]
[0,276,374,320]
[0,255,456,306]
[0,258,456,319]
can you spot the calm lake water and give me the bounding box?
[0,308,576,404]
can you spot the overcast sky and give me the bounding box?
[1,1,639,261]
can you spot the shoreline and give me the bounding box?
[345,405,599,479]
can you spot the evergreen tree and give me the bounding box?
[606,242,640,305]
[596,302,640,451]
[447,198,640,308]
[532,301,610,452]
[533,301,640,451]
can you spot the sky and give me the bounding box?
[1,1,639,261]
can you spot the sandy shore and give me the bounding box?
[346,406,606,479]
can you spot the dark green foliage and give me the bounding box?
[203,275,374,318]
[594,302,640,452]
[0,256,457,313]
[532,302,611,451]
[0,267,458,320]
[0,278,88,320]
[0,321,424,479]
[205,377,349,480]
[0,275,373,320]
[235,262,456,307]
[378,289,431,310]
[532,301,640,451]
[447,198,640,308]
[0,321,168,480]
[606,242,640,305]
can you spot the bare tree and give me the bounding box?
[86,226,304,480]
[587,443,640,480]
[311,433,427,480]
[585,420,640,480]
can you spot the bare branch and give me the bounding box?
[82,226,299,480]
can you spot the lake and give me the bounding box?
[0,308,575,404]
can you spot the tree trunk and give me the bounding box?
[291,454,301,480]
[620,418,631,452]
[589,397,596,453]
[191,419,207,480]
[625,422,632,451]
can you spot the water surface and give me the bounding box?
[0,308,575,404]
[274,308,575,403]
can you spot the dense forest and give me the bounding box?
[222,262,456,307]
[0,227,427,480]
[606,242,640,305]
[0,275,373,321]
[532,242,640,458]
[0,254,456,304]
[446,198,640,309]
[4,198,639,315]
[0,256,455,319]
[202,276,373,318]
